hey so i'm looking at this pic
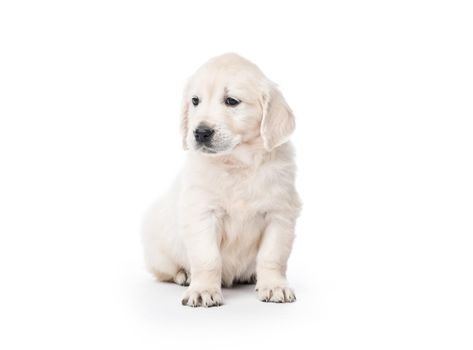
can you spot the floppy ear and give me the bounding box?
[180,89,190,150]
[260,85,295,151]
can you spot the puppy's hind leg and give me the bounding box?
[147,252,190,286]
[174,269,191,286]
[142,193,189,286]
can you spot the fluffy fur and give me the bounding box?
[142,53,301,307]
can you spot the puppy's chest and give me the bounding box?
[218,205,266,250]
[218,171,268,215]
[215,171,269,242]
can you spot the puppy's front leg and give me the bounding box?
[256,214,296,303]
[180,210,223,307]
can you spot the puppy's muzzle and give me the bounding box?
[194,126,215,144]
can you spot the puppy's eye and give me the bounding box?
[224,97,240,106]
[192,97,200,106]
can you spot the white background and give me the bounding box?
[1,0,472,349]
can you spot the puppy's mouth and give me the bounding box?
[194,141,238,155]
[198,144,218,154]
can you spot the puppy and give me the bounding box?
[142,53,301,307]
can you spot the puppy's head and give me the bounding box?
[180,53,295,155]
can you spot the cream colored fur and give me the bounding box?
[142,53,301,307]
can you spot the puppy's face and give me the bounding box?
[181,53,295,155]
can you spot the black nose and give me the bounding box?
[194,128,214,143]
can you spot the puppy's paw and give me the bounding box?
[174,269,190,286]
[181,287,223,307]
[256,284,296,303]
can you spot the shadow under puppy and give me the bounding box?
[142,53,301,307]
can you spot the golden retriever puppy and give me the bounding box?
[142,53,301,307]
